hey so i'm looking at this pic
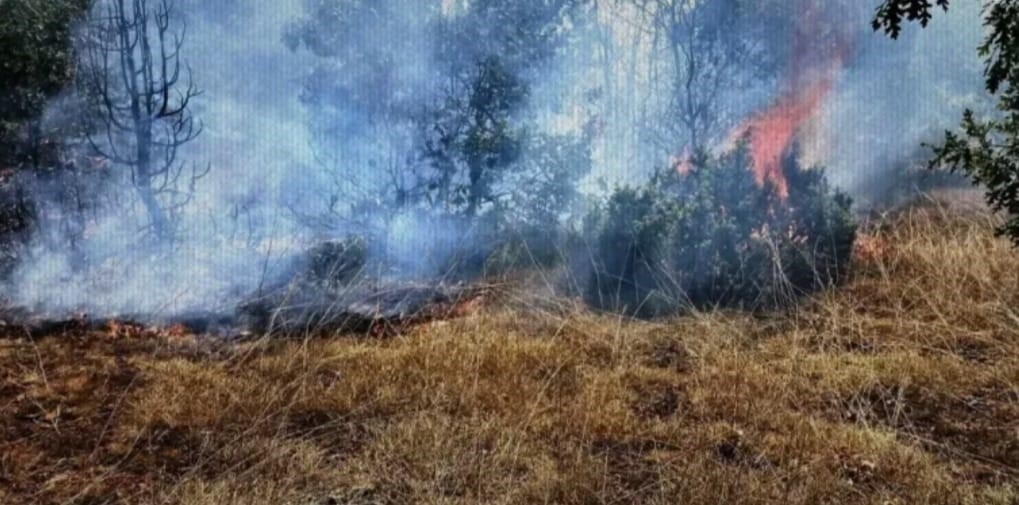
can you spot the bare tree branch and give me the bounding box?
[77,0,204,240]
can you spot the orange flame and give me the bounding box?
[670,146,694,176]
[732,0,851,201]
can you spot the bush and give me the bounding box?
[481,226,580,277]
[302,236,368,288]
[585,145,856,317]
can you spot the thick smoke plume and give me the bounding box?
[3,0,991,318]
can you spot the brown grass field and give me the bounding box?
[1,191,1017,504]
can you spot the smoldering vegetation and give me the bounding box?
[0,0,990,327]
[4,3,1019,504]
[3,192,1018,505]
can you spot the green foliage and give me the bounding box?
[0,0,92,277]
[0,0,91,166]
[873,0,950,39]
[876,0,1019,245]
[585,185,683,317]
[586,146,856,317]
[287,0,588,227]
[483,226,578,276]
[424,56,528,217]
[496,132,592,228]
[930,1,1019,242]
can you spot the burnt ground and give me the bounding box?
[0,201,1017,505]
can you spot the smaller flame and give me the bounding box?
[670,147,694,176]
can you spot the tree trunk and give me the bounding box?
[135,122,170,238]
[466,157,483,218]
[136,183,169,238]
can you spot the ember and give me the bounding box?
[671,147,695,176]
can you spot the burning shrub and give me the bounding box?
[301,236,368,288]
[585,144,856,317]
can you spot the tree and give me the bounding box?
[648,0,769,151]
[286,0,589,227]
[0,0,94,276]
[873,0,950,39]
[0,0,92,168]
[77,0,205,239]
[875,0,1019,244]
[421,56,528,218]
[423,0,584,217]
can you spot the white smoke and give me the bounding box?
[5,0,995,317]
[813,0,988,204]
[11,0,331,316]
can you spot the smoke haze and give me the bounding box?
[4,0,990,317]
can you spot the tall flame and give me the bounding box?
[734,0,851,200]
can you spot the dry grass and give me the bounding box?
[2,191,1018,504]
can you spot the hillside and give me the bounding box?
[2,192,1017,505]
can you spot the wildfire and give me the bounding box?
[735,73,835,200]
[671,147,695,176]
[729,0,851,201]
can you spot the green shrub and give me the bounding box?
[585,145,856,317]
[583,186,683,317]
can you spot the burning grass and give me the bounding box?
[1,191,1018,504]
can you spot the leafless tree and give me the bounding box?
[78,0,206,239]
[611,0,764,153]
